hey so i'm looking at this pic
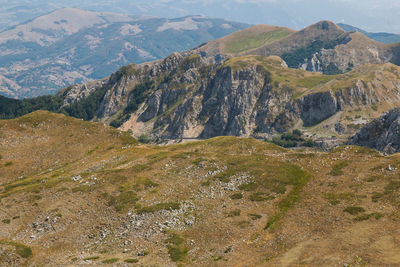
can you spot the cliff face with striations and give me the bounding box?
[58,50,400,144]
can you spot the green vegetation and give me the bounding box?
[2,219,10,224]
[225,28,292,54]
[165,233,188,262]
[343,206,365,215]
[137,202,180,214]
[102,258,119,264]
[264,165,311,230]
[133,178,158,191]
[230,193,243,200]
[110,80,154,128]
[249,192,274,201]
[324,192,367,206]
[60,87,108,121]
[227,209,241,217]
[115,64,138,80]
[329,161,349,176]
[0,95,63,119]
[297,75,336,89]
[105,191,138,212]
[0,240,32,258]
[270,130,316,148]
[321,63,343,75]
[124,258,139,263]
[238,182,257,191]
[137,134,153,144]
[354,212,383,222]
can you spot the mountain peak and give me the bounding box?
[302,20,344,33]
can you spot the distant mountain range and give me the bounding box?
[2,0,400,34]
[338,23,400,44]
[0,8,248,99]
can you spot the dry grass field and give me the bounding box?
[0,111,399,266]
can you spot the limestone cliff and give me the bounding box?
[59,52,400,142]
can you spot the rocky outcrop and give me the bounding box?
[300,92,338,126]
[351,108,400,154]
[59,50,400,142]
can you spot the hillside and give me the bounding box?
[0,8,248,98]
[1,111,400,265]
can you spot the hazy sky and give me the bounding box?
[1,0,399,33]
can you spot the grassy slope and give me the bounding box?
[199,24,295,56]
[223,25,294,54]
[0,111,400,266]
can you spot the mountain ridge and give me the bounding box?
[338,23,400,44]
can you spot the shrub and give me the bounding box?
[354,212,383,222]
[230,193,243,200]
[102,258,119,264]
[138,134,152,144]
[329,161,349,176]
[227,209,241,217]
[270,130,317,148]
[2,219,10,224]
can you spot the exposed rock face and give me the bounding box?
[60,50,400,141]
[58,79,107,106]
[351,108,400,154]
[300,92,338,126]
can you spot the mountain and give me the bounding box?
[2,20,400,150]
[338,23,400,44]
[197,21,400,75]
[1,111,400,266]
[0,8,249,99]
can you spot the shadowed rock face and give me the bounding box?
[351,108,400,154]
